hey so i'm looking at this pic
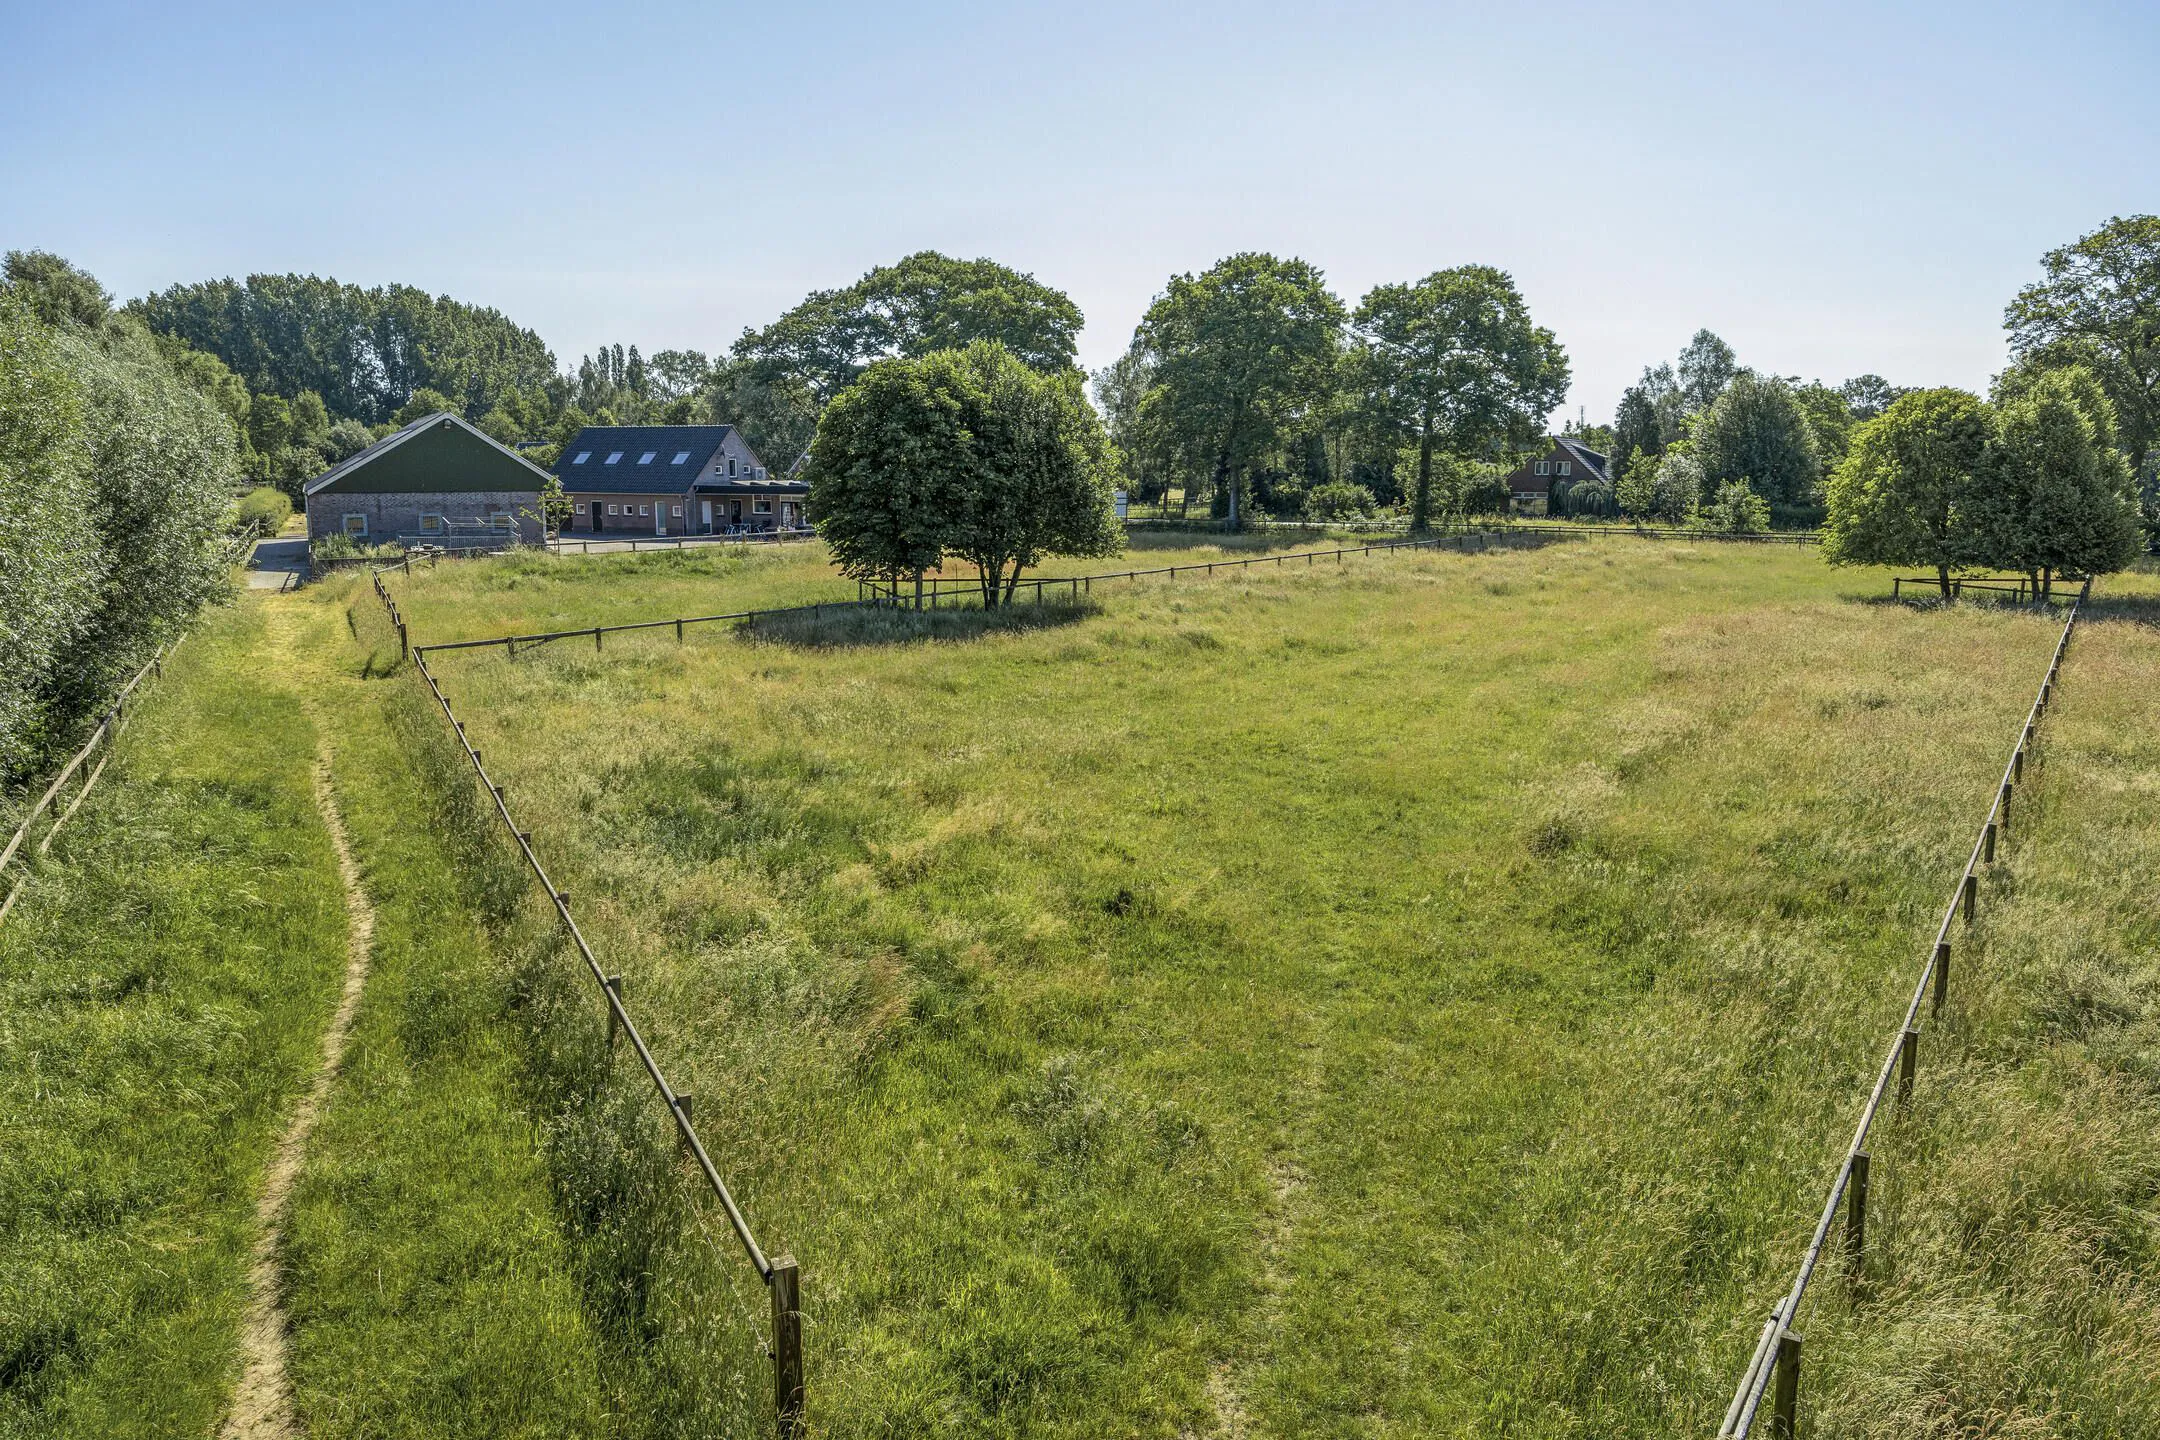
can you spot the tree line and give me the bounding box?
[0,253,239,787]
[1819,215,2159,592]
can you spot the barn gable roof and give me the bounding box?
[303,412,553,496]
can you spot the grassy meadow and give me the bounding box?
[345,535,2155,1437]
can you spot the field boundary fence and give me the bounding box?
[0,532,252,931]
[0,639,181,931]
[1890,573,2079,603]
[1716,577,2093,1440]
[368,568,806,1437]
[398,528,1523,657]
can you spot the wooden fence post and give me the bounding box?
[674,1094,694,1151]
[1962,873,1978,925]
[1845,1151,1870,1280]
[604,973,623,1048]
[1771,1329,1800,1440]
[1932,940,1951,1016]
[1897,1029,1918,1108]
[2000,782,2012,831]
[771,1256,805,1438]
[1983,820,1996,863]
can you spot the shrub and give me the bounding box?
[1698,480,1771,534]
[236,485,291,534]
[1302,480,1377,521]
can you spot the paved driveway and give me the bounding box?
[247,537,309,590]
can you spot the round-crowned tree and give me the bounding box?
[806,340,1122,607]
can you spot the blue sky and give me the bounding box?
[4,0,2155,421]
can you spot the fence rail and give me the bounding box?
[368,567,805,1436]
[549,528,818,555]
[1890,573,2078,603]
[1717,577,2092,1440]
[0,531,249,929]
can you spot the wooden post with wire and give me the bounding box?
[1932,941,1950,1016]
[771,1255,805,1437]
[1771,1329,1800,1439]
[1897,1028,1918,1108]
[1845,1151,1870,1281]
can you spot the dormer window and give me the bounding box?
[605,452,623,465]
[572,451,590,464]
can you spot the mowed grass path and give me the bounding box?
[387,538,2078,1436]
[0,597,612,1437]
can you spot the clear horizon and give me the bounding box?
[5,0,2155,423]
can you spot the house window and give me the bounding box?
[605,452,623,465]
[342,513,368,536]
[670,505,683,517]
[728,457,739,477]
[672,451,690,464]
[753,497,772,514]
[1534,460,1550,476]
[608,504,619,515]
[638,452,656,465]
[638,504,649,516]
[574,502,586,513]
[1558,461,1572,477]
[572,451,590,465]
[419,513,445,533]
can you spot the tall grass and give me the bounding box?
[0,604,348,1436]
[361,539,2133,1435]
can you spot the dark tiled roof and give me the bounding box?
[1554,437,1610,482]
[555,425,739,494]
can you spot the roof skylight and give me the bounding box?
[572,451,590,464]
[605,452,622,465]
[638,452,656,465]
[672,451,691,464]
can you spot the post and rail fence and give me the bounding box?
[1,531,252,930]
[1889,573,2082,603]
[368,566,805,1436]
[1715,577,2092,1440]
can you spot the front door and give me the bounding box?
[589,502,603,532]
[730,500,743,526]
[701,499,713,533]
[656,501,667,536]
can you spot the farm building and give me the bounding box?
[303,411,552,548]
[552,425,805,536]
[1501,437,1610,514]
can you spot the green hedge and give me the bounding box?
[0,293,237,783]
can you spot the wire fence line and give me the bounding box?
[367,567,806,1437]
[399,527,1515,657]
[1,531,254,931]
[1717,577,2092,1440]
[0,639,180,932]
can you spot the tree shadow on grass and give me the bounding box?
[2083,588,2160,630]
[743,598,1099,650]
